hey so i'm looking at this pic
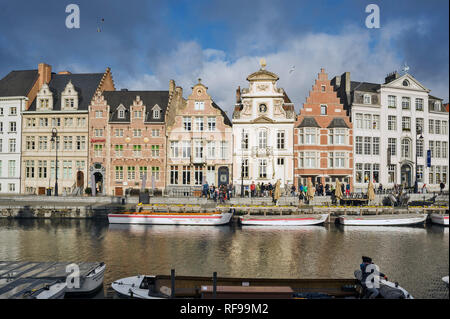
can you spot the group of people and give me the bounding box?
[249,181,276,198]
[202,182,233,203]
[293,182,351,197]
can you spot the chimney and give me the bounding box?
[331,75,341,89]
[38,63,52,89]
[121,88,128,91]
[236,86,241,103]
[169,79,176,95]
[385,71,400,84]
[343,72,351,93]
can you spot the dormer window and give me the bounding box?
[61,80,78,110]
[118,110,125,119]
[434,101,441,111]
[36,83,53,110]
[363,94,371,104]
[65,98,75,108]
[153,109,160,119]
[40,99,49,109]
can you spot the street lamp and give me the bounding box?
[50,128,58,196]
[414,125,424,193]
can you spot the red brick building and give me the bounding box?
[294,68,353,190]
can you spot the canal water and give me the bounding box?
[0,219,448,299]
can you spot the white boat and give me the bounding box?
[240,214,329,226]
[108,211,233,226]
[111,275,168,299]
[66,262,106,294]
[430,213,449,226]
[443,276,449,285]
[339,213,427,226]
[354,270,413,299]
[30,282,67,299]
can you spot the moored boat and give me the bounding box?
[430,213,449,226]
[354,270,413,299]
[111,275,167,299]
[339,213,427,226]
[240,214,329,226]
[66,262,106,294]
[108,210,233,226]
[26,281,67,299]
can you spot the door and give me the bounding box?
[218,166,229,186]
[76,171,84,188]
[401,164,412,188]
[38,187,46,195]
[115,187,123,196]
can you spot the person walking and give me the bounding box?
[346,183,350,197]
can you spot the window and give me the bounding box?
[181,141,191,159]
[194,101,205,110]
[429,141,434,158]
[207,117,216,131]
[62,160,72,180]
[64,117,73,127]
[171,141,179,158]
[434,101,441,111]
[373,115,380,130]
[429,119,434,134]
[77,117,86,127]
[277,131,285,149]
[258,130,267,149]
[40,118,48,127]
[207,141,215,159]
[401,139,411,158]
[115,129,124,137]
[37,160,47,178]
[355,163,363,183]
[8,184,15,192]
[442,121,448,135]
[416,118,424,133]
[26,136,36,150]
[94,129,103,137]
[194,141,203,159]
[435,141,441,158]
[95,111,103,118]
[127,166,136,180]
[115,166,124,180]
[435,120,441,135]
[402,117,411,131]
[355,136,363,155]
[133,145,142,157]
[429,166,434,184]
[363,114,371,130]
[183,117,192,131]
[115,145,123,157]
[388,95,396,108]
[0,107,3,115]
[388,115,397,130]
[118,109,125,119]
[139,166,147,179]
[363,94,371,104]
[259,159,267,178]
[52,118,61,127]
[388,164,396,183]
[8,160,16,178]
[152,129,160,137]
[299,128,317,145]
[417,165,424,182]
[416,139,424,157]
[220,141,228,159]
[39,99,49,109]
[277,158,284,166]
[65,98,75,108]
[9,122,16,132]
[373,164,380,183]
[94,144,103,157]
[39,136,48,150]
[194,165,203,185]
[9,138,16,152]
[388,138,397,156]
[299,152,317,168]
[364,164,371,183]
[401,97,410,110]
[355,113,363,129]
[25,160,35,178]
[364,137,371,155]
[332,152,346,168]
[373,137,380,155]
[76,136,86,150]
[443,142,448,159]
[153,109,160,119]
[320,105,327,115]
[241,130,249,150]
[170,166,178,184]
[195,117,204,131]
[0,122,2,133]
[182,165,190,184]
[443,166,448,184]
[402,80,409,87]
[133,129,142,137]
[134,111,142,119]
[329,129,347,145]
[415,98,424,111]
[151,145,160,157]
[151,167,160,181]
[321,85,326,92]
[241,159,249,178]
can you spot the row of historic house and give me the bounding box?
[0,62,448,195]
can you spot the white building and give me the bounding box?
[0,70,39,194]
[232,61,295,194]
[332,71,448,192]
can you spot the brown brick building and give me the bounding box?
[294,68,353,190]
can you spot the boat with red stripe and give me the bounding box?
[239,214,329,226]
[108,210,233,225]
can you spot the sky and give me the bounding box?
[0,0,448,115]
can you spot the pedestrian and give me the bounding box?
[256,183,261,197]
[250,181,256,198]
[346,183,350,197]
[422,184,427,194]
[291,184,296,197]
[440,181,445,194]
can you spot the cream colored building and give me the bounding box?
[21,66,115,195]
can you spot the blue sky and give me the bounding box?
[0,0,448,114]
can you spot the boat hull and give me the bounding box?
[111,276,165,299]
[108,212,233,225]
[339,214,427,226]
[66,263,106,294]
[35,282,67,299]
[430,213,449,226]
[240,214,329,226]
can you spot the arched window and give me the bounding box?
[402,79,410,87]
[363,94,371,104]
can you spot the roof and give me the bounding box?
[104,90,169,123]
[246,68,279,82]
[212,101,232,127]
[327,117,350,128]
[28,73,104,111]
[0,70,38,97]
[297,117,320,128]
[350,81,380,93]
[428,95,443,101]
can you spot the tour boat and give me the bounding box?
[108,211,233,225]
[111,275,167,299]
[442,276,449,285]
[339,213,427,226]
[430,213,449,226]
[239,214,329,226]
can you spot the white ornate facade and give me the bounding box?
[232,63,295,193]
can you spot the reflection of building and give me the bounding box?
[294,69,353,189]
[0,67,40,193]
[88,87,172,195]
[232,61,295,193]
[165,79,232,193]
[21,64,115,195]
[332,70,448,192]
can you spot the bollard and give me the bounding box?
[171,269,175,299]
[213,272,217,299]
